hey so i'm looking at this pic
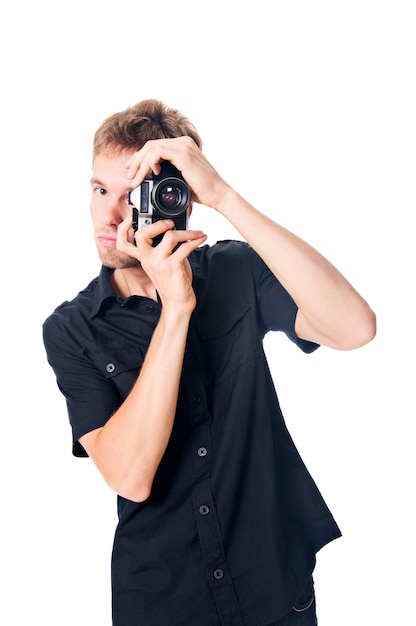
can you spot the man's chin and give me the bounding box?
[97,248,141,269]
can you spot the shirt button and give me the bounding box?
[199,504,210,516]
[193,394,201,404]
[213,569,224,580]
[106,362,116,373]
[146,306,155,313]
[197,447,208,457]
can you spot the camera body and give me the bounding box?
[128,161,191,245]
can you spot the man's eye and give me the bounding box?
[95,188,107,196]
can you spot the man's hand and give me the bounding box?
[125,136,232,212]
[116,215,207,314]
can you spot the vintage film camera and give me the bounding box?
[128,161,191,246]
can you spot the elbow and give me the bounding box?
[364,308,377,345]
[340,306,377,351]
[354,306,377,349]
[107,473,153,503]
[122,487,152,504]
[82,430,156,503]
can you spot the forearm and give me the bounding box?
[124,137,375,349]
[83,308,191,501]
[215,187,376,350]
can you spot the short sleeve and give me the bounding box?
[43,313,123,457]
[246,245,320,354]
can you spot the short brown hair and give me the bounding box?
[93,99,202,160]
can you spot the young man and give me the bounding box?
[43,99,376,625]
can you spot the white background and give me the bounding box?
[1,1,415,624]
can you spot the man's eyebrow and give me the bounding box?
[90,177,106,187]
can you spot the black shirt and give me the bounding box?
[43,241,341,626]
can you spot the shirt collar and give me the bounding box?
[89,249,207,320]
[90,266,117,319]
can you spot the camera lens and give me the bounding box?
[160,185,183,208]
[153,177,191,217]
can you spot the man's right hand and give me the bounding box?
[116,215,207,314]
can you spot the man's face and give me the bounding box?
[90,150,138,268]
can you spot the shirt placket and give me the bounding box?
[183,347,244,626]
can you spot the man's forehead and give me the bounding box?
[93,148,134,167]
[91,150,133,183]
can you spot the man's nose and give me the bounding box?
[103,199,129,225]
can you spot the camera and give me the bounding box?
[128,161,191,246]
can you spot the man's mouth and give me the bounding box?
[97,235,117,248]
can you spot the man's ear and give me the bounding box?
[188,202,193,217]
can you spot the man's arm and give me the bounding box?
[127,137,376,351]
[213,188,376,350]
[80,221,207,503]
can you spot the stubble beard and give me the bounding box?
[96,245,141,270]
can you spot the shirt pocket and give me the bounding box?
[88,345,144,398]
[193,294,258,381]
[194,293,250,340]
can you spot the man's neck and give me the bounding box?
[111,267,158,301]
